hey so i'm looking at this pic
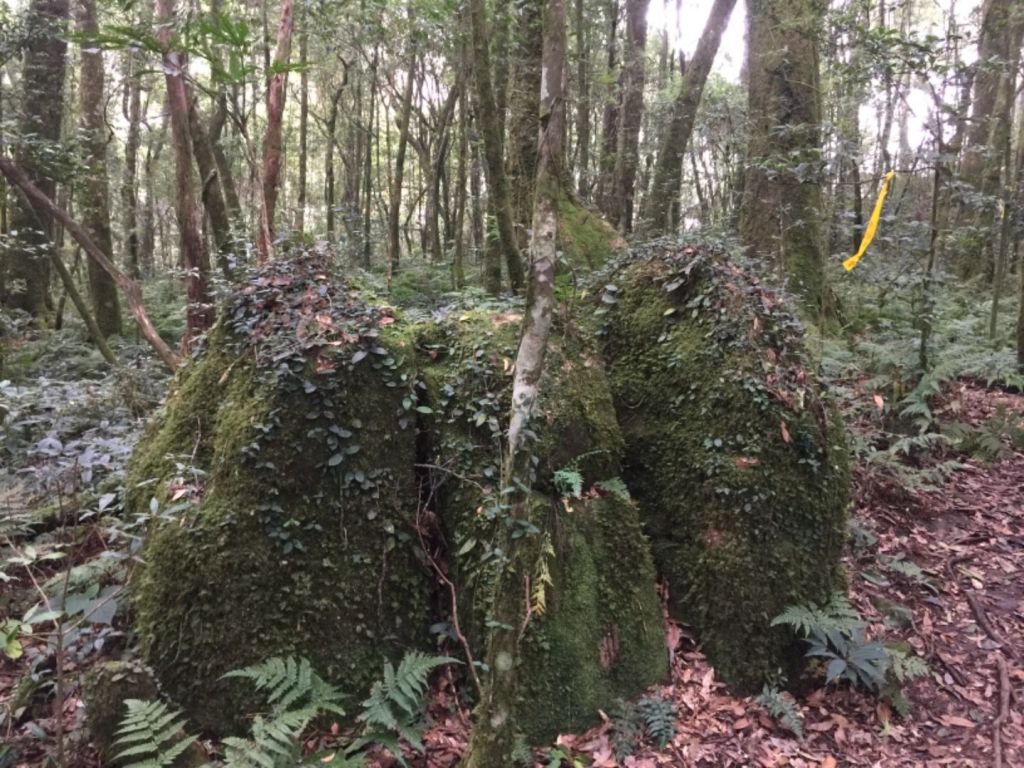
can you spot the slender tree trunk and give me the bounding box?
[609,0,649,233]
[76,0,122,336]
[256,0,294,262]
[325,86,344,240]
[387,44,417,286]
[645,0,737,234]
[454,85,469,288]
[363,53,377,269]
[460,0,565,760]
[574,0,591,197]
[122,50,142,279]
[155,0,214,346]
[1,0,68,320]
[296,28,309,234]
[0,156,181,370]
[597,0,620,214]
[189,99,235,277]
[467,0,524,292]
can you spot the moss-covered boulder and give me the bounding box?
[82,661,160,762]
[597,245,849,691]
[415,310,667,742]
[558,194,627,272]
[128,258,432,733]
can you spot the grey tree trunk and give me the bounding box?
[609,0,649,233]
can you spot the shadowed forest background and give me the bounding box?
[1,0,1023,765]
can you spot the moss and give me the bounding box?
[557,194,626,273]
[130,270,433,734]
[414,307,665,744]
[598,246,849,692]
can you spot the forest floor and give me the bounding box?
[1,345,1022,766]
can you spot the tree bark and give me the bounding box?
[122,49,142,279]
[507,0,544,247]
[1,0,68,320]
[387,43,417,286]
[467,0,524,293]
[739,0,828,315]
[460,0,564,760]
[155,0,214,346]
[574,0,591,197]
[296,27,309,234]
[76,0,122,337]
[609,0,649,233]
[645,0,737,234]
[256,0,294,262]
[189,99,235,277]
[596,0,620,215]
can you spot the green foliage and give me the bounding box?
[113,699,198,768]
[772,597,928,709]
[552,468,583,499]
[755,685,804,739]
[770,592,860,638]
[353,652,454,759]
[635,694,677,749]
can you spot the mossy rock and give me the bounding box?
[415,309,666,742]
[597,245,850,691]
[558,194,627,272]
[128,259,433,733]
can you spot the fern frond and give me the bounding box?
[113,699,197,768]
[755,686,804,739]
[770,592,860,637]
[635,694,676,749]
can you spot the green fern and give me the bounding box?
[221,656,347,767]
[353,652,454,761]
[113,699,198,768]
[770,592,861,637]
[635,694,676,749]
[552,468,583,499]
[755,685,804,739]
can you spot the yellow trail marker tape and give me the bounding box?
[844,170,895,272]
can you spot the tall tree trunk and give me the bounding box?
[1,0,68,320]
[295,28,309,234]
[609,0,649,233]
[453,84,469,289]
[256,0,294,262]
[76,0,122,336]
[122,49,142,279]
[961,0,1024,192]
[189,99,235,277]
[363,52,377,269]
[596,0,619,214]
[645,0,737,234]
[460,0,565,760]
[387,44,416,286]
[739,0,827,315]
[325,85,344,240]
[155,0,214,346]
[467,0,524,293]
[140,110,167,276]
[507,0,544,247]
[574,0,591,198]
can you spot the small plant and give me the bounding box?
[350,651,455,762]
[772,594,928,710]
[755,685,804,739]
[113,699,198,768]
[635,693,677,749]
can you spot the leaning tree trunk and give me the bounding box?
[256,0,294,262]
[739,0,828,316]
[76,0,122,337]
[155,0,214,346]
[188,99,235,278]
[467,0,525,293]
[1,0,68,320]
[609,0,649,233]
[645,0,737,234]
[460,0,565,763]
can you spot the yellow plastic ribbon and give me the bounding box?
[844,170,895,271]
